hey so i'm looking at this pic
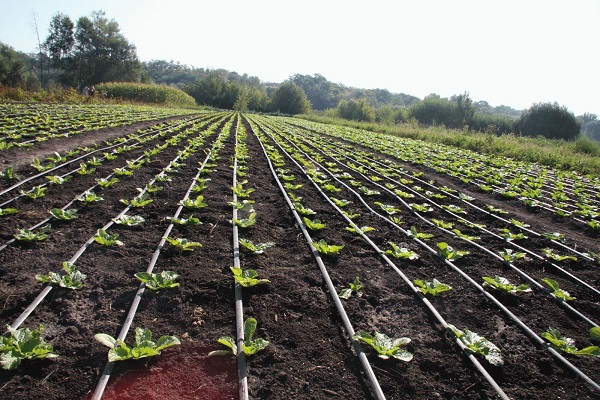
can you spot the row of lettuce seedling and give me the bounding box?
[255,116,600,395]
[1,115,230,375]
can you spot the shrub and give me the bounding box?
[516,102,580,140]
[96,82,197,108]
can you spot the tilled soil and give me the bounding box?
[0,112,599,400]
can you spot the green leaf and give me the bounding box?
[591,327,600,343]
[353,331,413,361]
[448,324,503,366]
[413,278,452,296]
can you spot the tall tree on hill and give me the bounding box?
[43,13,74,82]
[43,10,142,87]
[270,81,311,114]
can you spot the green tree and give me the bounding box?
[336,98,376,122]
[270,81,311,114]
[0,42,27,87]
[68,11,142,86]
[44,13,75,77]
[516,102,580,140]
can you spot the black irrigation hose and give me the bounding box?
[261,119,600,395]
[247,118,386,400]
[90,119,228,400]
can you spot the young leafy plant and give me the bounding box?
[413,278,452,296]
[95,327,180,362]
[0,324,58,370]
[165,237,202,251]
[96,177,120,188]
[21,185,47,199]
[384,242,419,260]
[303,217,326,231]
[78,190,104,203]
[541,327,600,356]
[312,239,344,256]
[542,277,575,301]
[0,207,18,216]
[374,202,402,215]
[180,195,208,209]
[452,229,480,241]
[437,242,469,261]
[498,228,527,242]
[432,219,454,229]
[338,277,363,299]
[238,238,275,254]
[46,175,71,185]
[94,229,124,246]
[353,331,413,361]
[541,248,577,262]
[0,166,17,180]
[209,317,269,356]
[231,182,255,199]
[113,214,145,226]
[50,208,78,221]
[345,225,375,235]
[135,271,180,290]
[121,193,153,208]
[330,197,350,207]
[409,226,434,240]
[232,212,256,228]
[482,276,531,294]
[36,262,86,289]
[295,203,316,216]
[231,267,270,287]
[447,324,503,366]
[14,225,50,242]
[498,249,526,263]
[167,215,201,226]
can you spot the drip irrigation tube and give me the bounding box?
[248,119,386,400]
[90,123,226,400]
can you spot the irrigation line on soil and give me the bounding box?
[90,120,226,400]
[248,119,386,400]
[5,124,211,335]
[293,129,600,301]
[253,118,512,399]
[231,115,249,400]
[263,121,600,395]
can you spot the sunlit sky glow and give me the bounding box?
[1,0,599,115]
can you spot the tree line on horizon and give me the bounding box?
[1,10,599,141]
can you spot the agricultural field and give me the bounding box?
[0,104,599,400]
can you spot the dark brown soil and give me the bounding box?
[0,112,599,400]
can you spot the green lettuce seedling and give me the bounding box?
[230,267,270,287]
[437,242,469,261]
[374,202,402,215]
[167,215,201,226]
[0,207,18,216]
[94,229,123,246]
[232,212,256,228]
[330,197,350,207]
[95,327,180,362]
[338,277,363,299]
[21,185,47,199]
[0,324,57,370]
[541,248,577,262]
[238,239,275,254]
[209,318,269,356]
[113,214,145,226]
[591,327,600,343]
[448,324,503,366]
[542,277,575,301]
[312,239,344,256]
[135,271,180,290]
[384,242,419,260]
[409,226,434,240]
[50,208,78,221]
[413,278,452,296]
[498,249,526,263]
[345,225,375,235]
[165,237,202,251]
[541,327,600,356]
[295,203,316,216]
[36,262,86,289]
[180,195,208,209]
[46,175,71,185]
[14,225,50,242]
[482,276,531,294]
[77,190,103,203]
[303,217,326,231]
[228,199,255,211]
[353,331,413,361]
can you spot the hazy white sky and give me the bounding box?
[1,0,599,115]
